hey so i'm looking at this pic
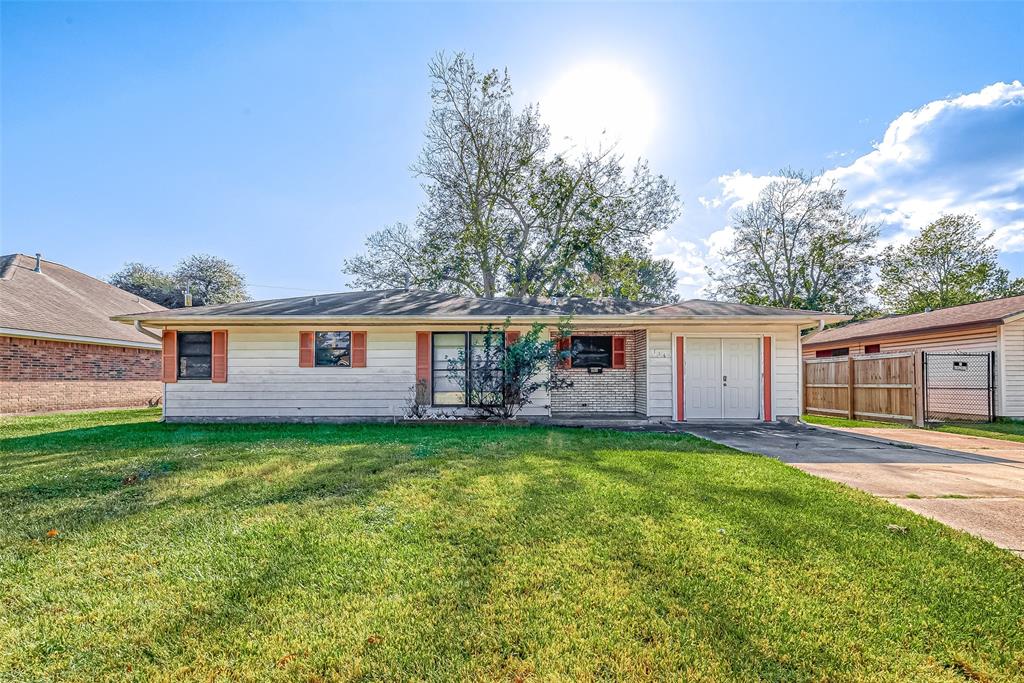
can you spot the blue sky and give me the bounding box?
[3,1,1022,299]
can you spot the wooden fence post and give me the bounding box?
[913,351,925,427]
[801,359,807,416]
[847,355,856,420]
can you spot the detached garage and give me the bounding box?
[802,295,1024,420]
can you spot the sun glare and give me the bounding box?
[541,60,659,161]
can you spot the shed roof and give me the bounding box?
[803,295,1024,348]
[0,253,164,347]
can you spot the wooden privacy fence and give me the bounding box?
[803,352,924,426]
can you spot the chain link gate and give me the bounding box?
[922,351,995,423]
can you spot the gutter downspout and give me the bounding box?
[134,321,163,342]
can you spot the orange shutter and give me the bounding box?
[416,332,431,404]
[763,336,773,422]
[161,330,177,383]
[505,330,520,346]
[299,331,315,367]
[211,330,228,383]
[611,336,626,369]
[352,331,367,368]
[556,337,572,369]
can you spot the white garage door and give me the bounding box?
[683,337,760,420]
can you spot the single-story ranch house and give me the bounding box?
[1,253,165,414]
[802,295,1024,420]
[112,290,847,423]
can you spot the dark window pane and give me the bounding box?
[316,331,351,349]
[314,331,351,367]
[177,332,212,379]
[179,356,211,379]
[571,336,612,368]
[316,347,351,367]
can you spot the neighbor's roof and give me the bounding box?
[804,295,1024,348]
[112,288,847,325]
[0,253,164,347]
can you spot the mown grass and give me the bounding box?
[803,413,1024,444]
[2,409,1022,682]
[935,420,1024,444]
[801,414,910,430]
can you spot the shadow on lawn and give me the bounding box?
[6,419,1018,679]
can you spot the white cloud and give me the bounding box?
[716,170,781,209]
[656,81,1024,298]
[697,196,721,209]
[824,80,1024,252]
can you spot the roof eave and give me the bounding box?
[801,318,1004,349]
[0,326,161,350]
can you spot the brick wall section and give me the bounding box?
[634,330,647,416]
[0,335,162,413]
[550,329,640,414]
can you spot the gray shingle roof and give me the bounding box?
[1,253,164,346]
[114,288,843,322]
[137,290,555,318]
[633,299,825,317]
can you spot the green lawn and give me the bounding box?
[803,413,1024,444]
[801,414,911,430]
[2,410,1022,682]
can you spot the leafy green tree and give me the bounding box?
[172,254,249,307]
[109,254,249,308]
[706,169,878,313]
[343,52,680,302]
[108,262,180,308]
[877,214,1024,314]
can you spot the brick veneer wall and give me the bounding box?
[550,329,642,414]
[0,335,162,413]
[634,330,647,415]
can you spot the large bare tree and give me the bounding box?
[343,53,681,301]
[706,170,878,313]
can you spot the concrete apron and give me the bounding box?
[678,422,1024,558]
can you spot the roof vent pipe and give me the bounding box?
[34,253,42,273]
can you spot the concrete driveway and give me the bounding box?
[679,422,1024,557]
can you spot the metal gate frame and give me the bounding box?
[922,351,995,423]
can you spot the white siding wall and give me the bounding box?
[164,325,548,420]
[163,322,808,421]
[1002,319,1024,419]
[645,324,803,420]
[646,331,673,417]
[774,326,801,417]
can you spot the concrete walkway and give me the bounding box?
[678,422,1024,557]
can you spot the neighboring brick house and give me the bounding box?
[802,295,1024,420]
[0,253,165,414]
